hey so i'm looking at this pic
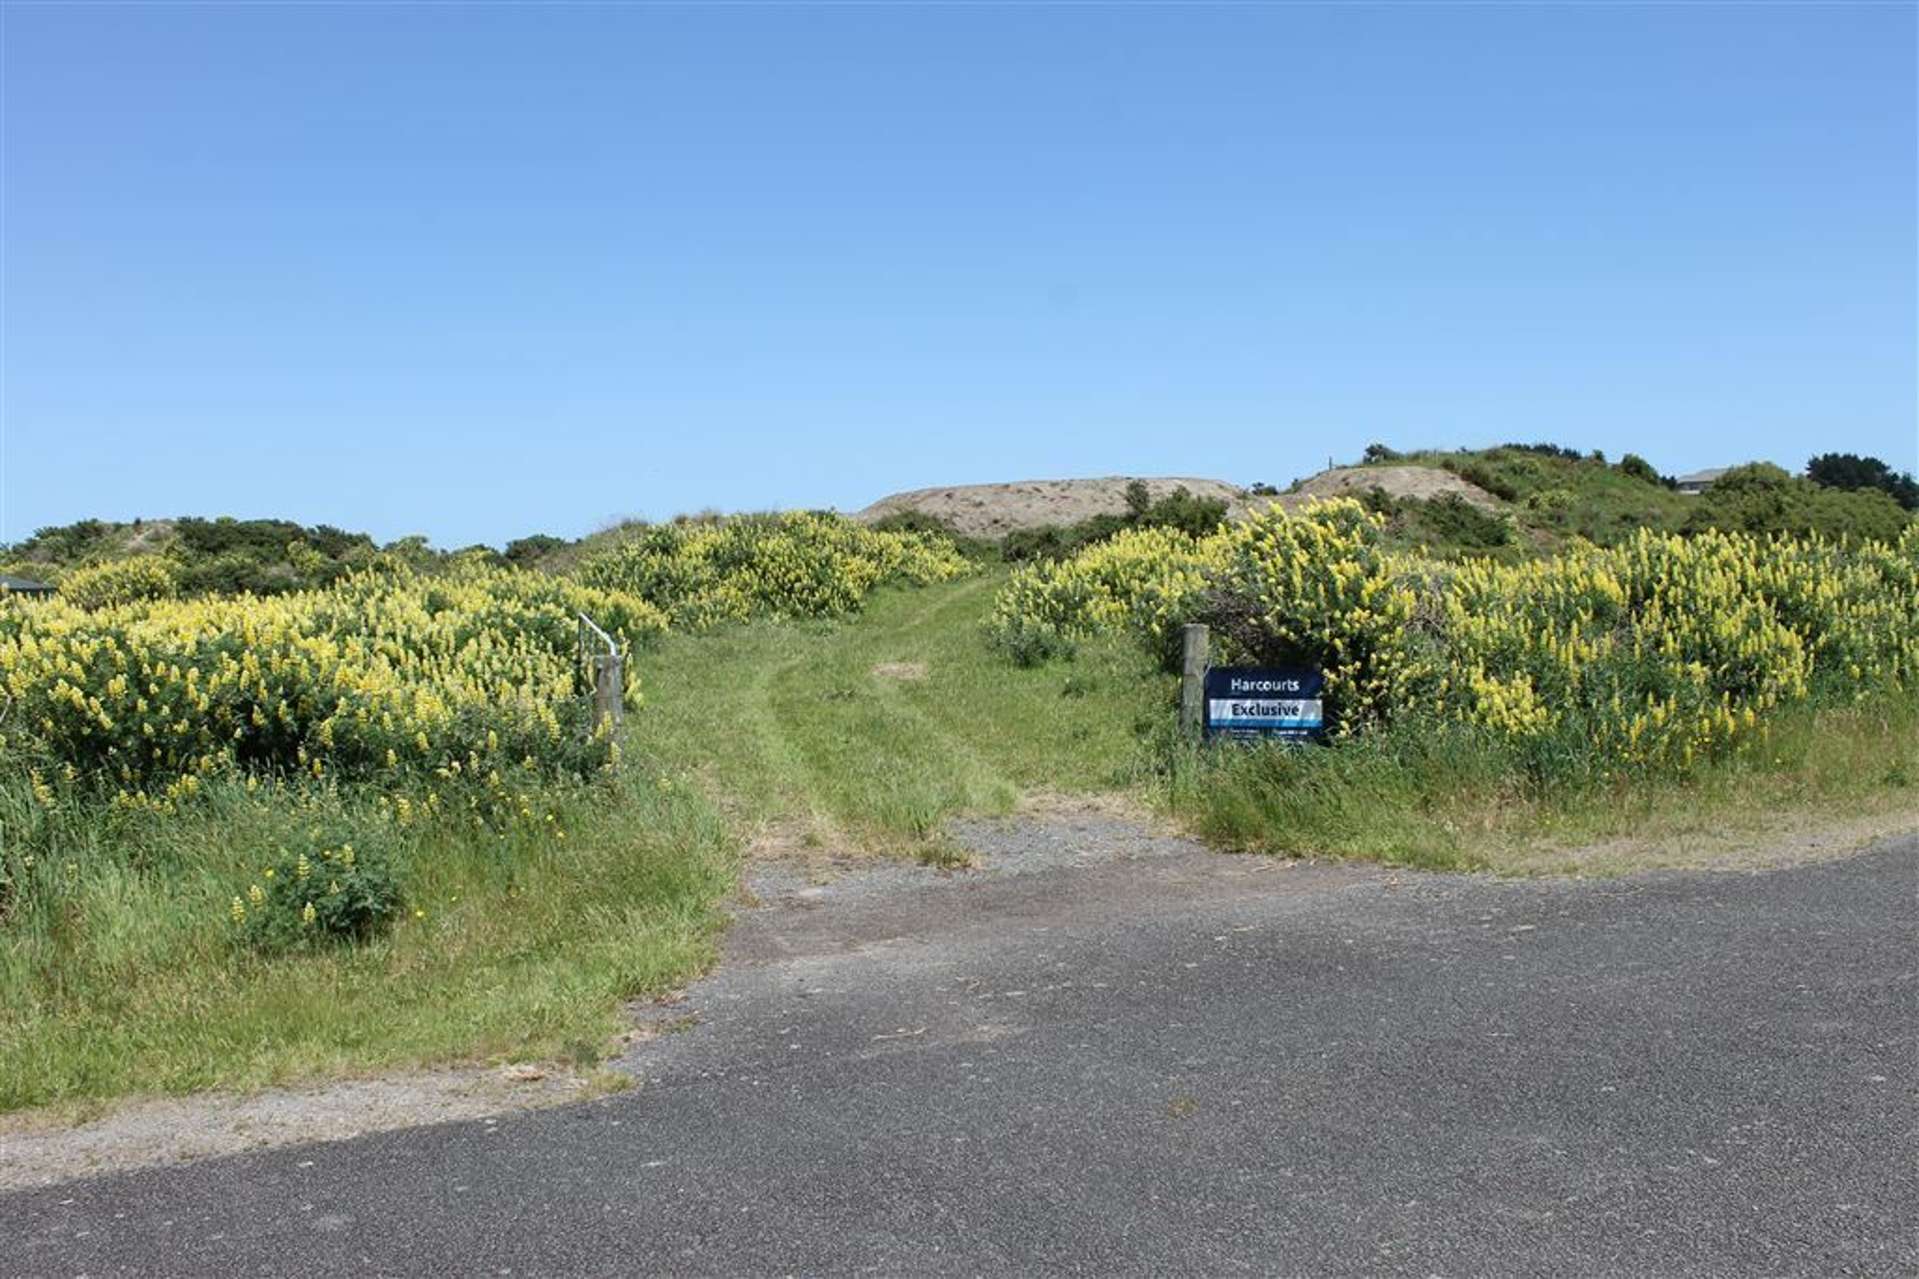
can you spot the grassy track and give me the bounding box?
[634,570,1173,858]
[640,569,1916,876]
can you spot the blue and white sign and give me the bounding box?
[1203,667,1325,741]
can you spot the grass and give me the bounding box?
[0,767,735,1113]
[631,570,1173,858]
[1168,694,1919,875]
[7,569,1911,1116]
[0,570,1168,1114]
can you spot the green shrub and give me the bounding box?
[1141,485,1230,538]
[231,824,403,953]
[868,511,997,561]
[1686,464,1912,542]
[1616,453,1663,486]
[1408,494,1514,548]
[1441,459,1520,502]
[504,534,572,566]
[998,486,1228,564]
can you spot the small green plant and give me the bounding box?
[231,826,403,953]
[1398,493,1512,550]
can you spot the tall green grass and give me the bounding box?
[1166,694,1919,872]
[0,768,734,1112]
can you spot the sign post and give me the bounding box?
[1179,624,1210,737]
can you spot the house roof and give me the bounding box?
[0,573,55,593]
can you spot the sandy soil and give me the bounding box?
[0,1066,616,1192]
[854,476,1250,537]
[853,467,1501,536]
[1268,465,1503,511]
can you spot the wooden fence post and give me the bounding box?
[579,612,624,739]
[1180,623,1209,738]
[592,650,624,735]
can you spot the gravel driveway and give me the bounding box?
[4,817,1913,1276]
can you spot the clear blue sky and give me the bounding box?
[4,3,1914,548]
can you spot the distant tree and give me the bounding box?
[1138,486,1228,538]
[1123,479,1153,519]
[1806,453,1919,511]
[504,534,571,566]
[1361,443,1402,464]
[452,543,507,567]
[1500,442,1586,462]
[380,535,439,571]
[1615,453,1662,486]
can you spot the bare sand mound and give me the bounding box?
[1268,465,1502,512]
[854,477,1248,538]
[855,466,1502,537]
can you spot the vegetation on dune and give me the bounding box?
[1345,442,1914,555]
[576,511,970,627]
[4,516,384,597]
[1683,462,1914,543]
[990,497,1919,777]
[0,561,666,803]
[1348,443,1694,550]
[1806,452,1919,511]
[873,479,1229,566]
[990,495,1917,867]
[6,449,1914,1111]
[0,512,966,1110]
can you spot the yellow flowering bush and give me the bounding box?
[57,557,177,610]
[986,525,1223,665]
[577,512,969,627]
[0,563,667,797]
[991,501,1919,772]
[1205,501,1428,725]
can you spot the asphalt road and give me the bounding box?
[5,827,1915,1276]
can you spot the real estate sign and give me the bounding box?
[1202,666,1325,741]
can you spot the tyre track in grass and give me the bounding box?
[757,575,1023,849]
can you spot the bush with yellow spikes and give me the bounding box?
[576,511,969,627]
[990,499,1918,771]
[0,562,667,793]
